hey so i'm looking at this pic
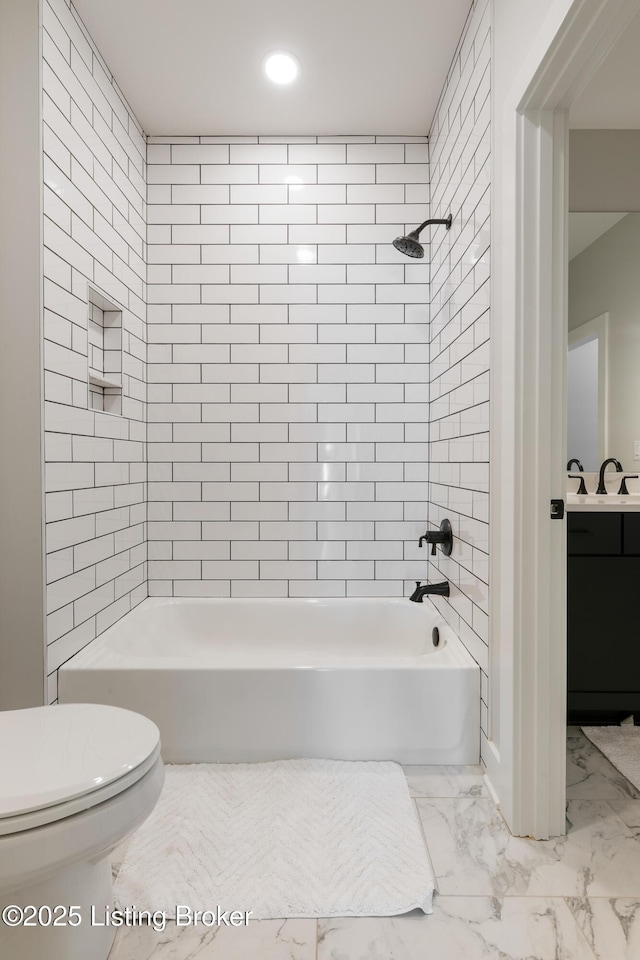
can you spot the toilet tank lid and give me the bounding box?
[0,704,161,818]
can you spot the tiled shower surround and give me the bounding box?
[425,0,491,754]
[42,0,147,701]
[41,0,491,730]
[146,136,433,599]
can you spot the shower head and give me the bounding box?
[393,214,452,258]
[393,232,425,258]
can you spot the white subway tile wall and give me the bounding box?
[425,0,491,757]
[146,136,432,599]
[43,0,147,701]
[40,0,491,734]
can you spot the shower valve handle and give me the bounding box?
[418,536,438,556]
[418,519,454,557]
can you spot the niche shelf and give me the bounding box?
[87,284,123,416]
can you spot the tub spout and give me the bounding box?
[409,581,450,602]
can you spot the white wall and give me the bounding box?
[427,0,491,761]
[569,213,640,468]
[492,0,561,113]
[146,137,432,598]
[42,0,148,701]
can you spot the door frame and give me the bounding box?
[487,0,639,838]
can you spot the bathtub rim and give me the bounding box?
[59,596,478,673]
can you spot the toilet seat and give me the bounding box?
[0,704,161,836]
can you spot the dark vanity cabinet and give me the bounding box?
[567,511,640,722]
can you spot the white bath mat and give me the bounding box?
[582,725,640,792]
[115,759,434,919]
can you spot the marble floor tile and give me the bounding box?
[103,736,640,959]
[567,736,640,800]
[567,725,586,739]
[317,898,597,960]
[108,919,316,960]
[402,764,487,798]
[417,797,640,898]
[566,898,640,960]
[608,797,640,833]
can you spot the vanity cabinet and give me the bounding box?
[567,511,640,721]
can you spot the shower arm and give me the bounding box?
[410,214,453,238]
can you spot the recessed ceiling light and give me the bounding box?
[264,51,299,85]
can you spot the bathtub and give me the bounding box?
[58,597,480,765]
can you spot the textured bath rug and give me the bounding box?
[582,725,640,792]
[114,759,434,919]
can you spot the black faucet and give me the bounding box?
[418,518,453,556]
[409,581,450,602]
[596,458,623,495]
[567,458,584,471]
[569,474,588,495]
[618,474,638,495]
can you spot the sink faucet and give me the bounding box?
[569,474,588,495]
[618,474,638,495]
[595,457,623,495]
[567,458,584,471]
[409,581,450,602]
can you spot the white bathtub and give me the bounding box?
[59,597,480,764]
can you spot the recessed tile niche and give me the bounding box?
[87,285,123,416]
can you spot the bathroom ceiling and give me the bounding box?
[570,11,640,128]
[72,0,472,136]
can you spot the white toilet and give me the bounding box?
[0,703,164,960]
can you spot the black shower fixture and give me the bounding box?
[393,213,452,258]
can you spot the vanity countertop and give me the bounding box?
[567,494,640,511]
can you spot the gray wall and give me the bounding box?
[569,131,640,212]
[0,0,46,709]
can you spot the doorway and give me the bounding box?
[489,0,640,838]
